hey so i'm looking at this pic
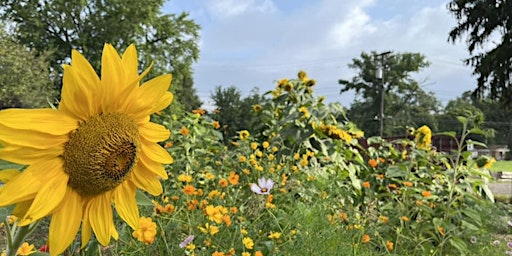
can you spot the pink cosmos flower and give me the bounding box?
[251,177,274,195]
[179,235,194,248]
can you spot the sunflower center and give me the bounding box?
[63,113,140,196]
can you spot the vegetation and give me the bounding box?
[448,0,512,104]
[0,0,202,111]
[2,72,511,256]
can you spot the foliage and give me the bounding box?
[0,0,202,110]
[210,86,265,145]
[339,51,441,136]
[448,0,512,104]
[0,28,57,109]
[1,72,510,256]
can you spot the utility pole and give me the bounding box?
[376,51,391,137]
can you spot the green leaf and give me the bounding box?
[435,131,457,138]
[386,165,408,178]
[456,116,468,126]
[135,190,154,206]
[448,237,468,255]
[0,160,24,170]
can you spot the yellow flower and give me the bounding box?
[17,242,36,255]
[415,125,432,150]
[298,106,310,118]
[0,44,173,255]
[199,223,219,235]
[178,174,193,183]
[242,237,254,249]
[242,252,251,256]
[262,141,270,149]
[250,142,259,150]
[297,70,308,81]
[268,232,281,239]
[132,217,157,245]
[252,104,262,112]
[239,130,250,141]
[437,226,445,236]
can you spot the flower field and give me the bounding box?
[1,45,512,256]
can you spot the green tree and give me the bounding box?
[0,28,57,109]
[339,51,441,136]
[448,0,512,103]
[0,0,202,110]
[210,86,264,144]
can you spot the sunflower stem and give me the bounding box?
[6,221,40,256]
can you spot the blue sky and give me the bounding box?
[163,0,476,109]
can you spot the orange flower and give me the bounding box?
[361,234,371,243]
[422,190,431,197]
[377,174,385,179]
[378,216,389,224]
[188,199,198,211]
[254,251,263,256]
[219,179,228,188]
[386,241,394,251]
[183,185,196,195]
[192,108,206,115]
[388,184,397,189]
[368,159,378,168]
[212,121,221,129]
[378,157,385,163]
[212,251,225,256]
[164,141,174,148]
[401,216,409,222]
[228,171,239,185]
[403,181,413,187]
[362,181,371,188]
[180,126,190,136]
[437,226,445,236]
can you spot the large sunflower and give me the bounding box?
[0,44,173,255]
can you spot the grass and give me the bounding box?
[490,160,512,173]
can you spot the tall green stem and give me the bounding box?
[6,221,39,256]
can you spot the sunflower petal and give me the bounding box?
[121,44,139,84]
[81,205,92,248]
[60,65,97,120]
[0,124,68,149]
[139,154,168,179]
[71,49,101,89]
[113,181,139,230]
[126,75,172,119]
[0,108,78,135]
[0,158,63,206]
[88,193,114,246]
[141,139,173,164]
[11,200,32,218]
[131,164,163,196]
[0,169,20,183]
[101,44,125,110]
[18,172,69,226]
[49,187,82,256]
[147,92,174,115]
[0,145,63,165]
[139,122,170,142]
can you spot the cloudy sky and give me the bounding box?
[163,0,477,109]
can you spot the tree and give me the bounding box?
[210,86,264,144]
[339,51,441,136]
[0,0,202,110]
[448,0,512,103]
[0,27,57,109]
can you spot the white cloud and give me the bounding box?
[327,7,377,48]
[206,0,277,19]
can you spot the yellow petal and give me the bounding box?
[121,44,139,84]
[0,169,20,183]
[88,192,114,246]
[101,44,125,110]
[11,200,32,218]
[49,187,82,256]
[141,139,173,164]
[147,92,174,115]
[0,145,63,165]
[0,124,68,149]
[113,181,139,230]
[60,65,97,120]
[131,164,163,196]
[71,49,101,89]
[81,204,92,248]
[126,75,172,120]
[139,122,170,142]
[18,171,69,226]
[0,108,78,135]
[139,153,168,179]
[0,158,63,206]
